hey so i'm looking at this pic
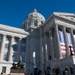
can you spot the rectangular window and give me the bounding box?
[21,45,26,52]
[3,53,8,61]
[13,44,18,51]
[21,53,25,63]
[12,53,17,62]
[0,35,2,42]
[2,67,6,73]
[21,38,26,44]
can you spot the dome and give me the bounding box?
[22,9,45,30]
[27,9,45,22]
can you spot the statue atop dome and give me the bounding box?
[33,9,37,12]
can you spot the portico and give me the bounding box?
[0,24,28,74]
[42,12,75,75]
[43,24,75,60]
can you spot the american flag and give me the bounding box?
[58,30,74,56]
[58,30,66,55]
[66,32,74,54]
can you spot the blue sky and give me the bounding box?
[0,0,75,28]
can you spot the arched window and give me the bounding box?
[33,51,36,65]
[33,52,36,57]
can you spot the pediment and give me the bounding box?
[53,12,75,22]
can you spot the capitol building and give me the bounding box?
[0,9,75,75]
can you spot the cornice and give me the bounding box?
[43,12,75,27]
[0,24,29,35]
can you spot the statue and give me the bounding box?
[10,60,24,74]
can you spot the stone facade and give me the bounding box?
[0,9,75,75]
[0,24,28,74]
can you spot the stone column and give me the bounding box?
[25,35,31,73]
[70,29,75,54]
[39,28,44,72]
[30,29,34,73]
[9,36,14,62]
[62,26,70,57]
[54,25,62,59]
[49,30,54,60]
[18,38,22,61]
[44,32,48,68]
[0,34,6,61]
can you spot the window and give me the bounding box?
[2,67,6,73]
[33,52,36,64]
[21,54,25,63]
[12,53,17,62]
[13,44,18,51]
[3,53,8,61]
[34,20,37,26]
[21,45,26,52]
[33,52,36,57]
[0,35,2,42]
[21,38,26,44]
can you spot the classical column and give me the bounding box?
[62,27,70,57]
[25,35,31,73]
[54,25,62,59]
[30,29,34,73]
[18,38,22,61]
[44,32,48,68]
[49,30,54,60]
[39,28,44,72]
[9,36,14,62]
[0,34,6,61]
[70,29,75,54]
